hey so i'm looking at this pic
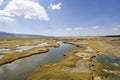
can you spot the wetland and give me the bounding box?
[0,37,120,80]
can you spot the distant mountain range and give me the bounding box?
[0,32,49,37]
[0,31,119,37]
[105,35,120,37]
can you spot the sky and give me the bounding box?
[0,0,120,36]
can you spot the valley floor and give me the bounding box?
[0,37,120,80]
[27,37,120,80]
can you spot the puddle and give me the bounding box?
[0,55,4,59]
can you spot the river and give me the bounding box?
[0,41,77,80]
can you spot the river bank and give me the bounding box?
[0,37,59,65]
[0,37,119,80]
[0,41,77,80]
[27,37,120,80]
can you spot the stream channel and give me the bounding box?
[0,41,77,80]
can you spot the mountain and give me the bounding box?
[105,35,120,37]
[0,32,49,37]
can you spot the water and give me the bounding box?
[16,42,49,53]
[0,48,10,51]
[0,41,77,80]
[95,53,120,80]
[96,54,120,64]
[0,55,4,59]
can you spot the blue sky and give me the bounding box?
[0,0,120,36]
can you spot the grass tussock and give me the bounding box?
[28,61,92,80]
[94,61,120,80]
[28,69,92,80]
[27,47,93,80]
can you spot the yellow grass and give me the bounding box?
[0,37,59,65]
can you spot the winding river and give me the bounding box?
[0,41,77,80]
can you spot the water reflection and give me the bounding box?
[16,42,49,53]
[0,41,77,80]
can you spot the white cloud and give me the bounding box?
[47,29,52,32]
[112,25,120,31]
[0,16,15,22]
[93,26,100,29]
[117,25,120,28]
[112,28,119,31]
[48,3,62,10]
[0,0,3,6]
[0,0,49,22]
[65,28,73,31]
[65,27,81,31]
[74,27,81,30]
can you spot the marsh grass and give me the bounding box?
[94,54,120,80]
[0,37,60,65]
[27,46,93,80]
[28,58,92,80]
[94,62,120,80]
[1,37,120,80]
[28,70,92,80]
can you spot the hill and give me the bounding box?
[0,32,49,38]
